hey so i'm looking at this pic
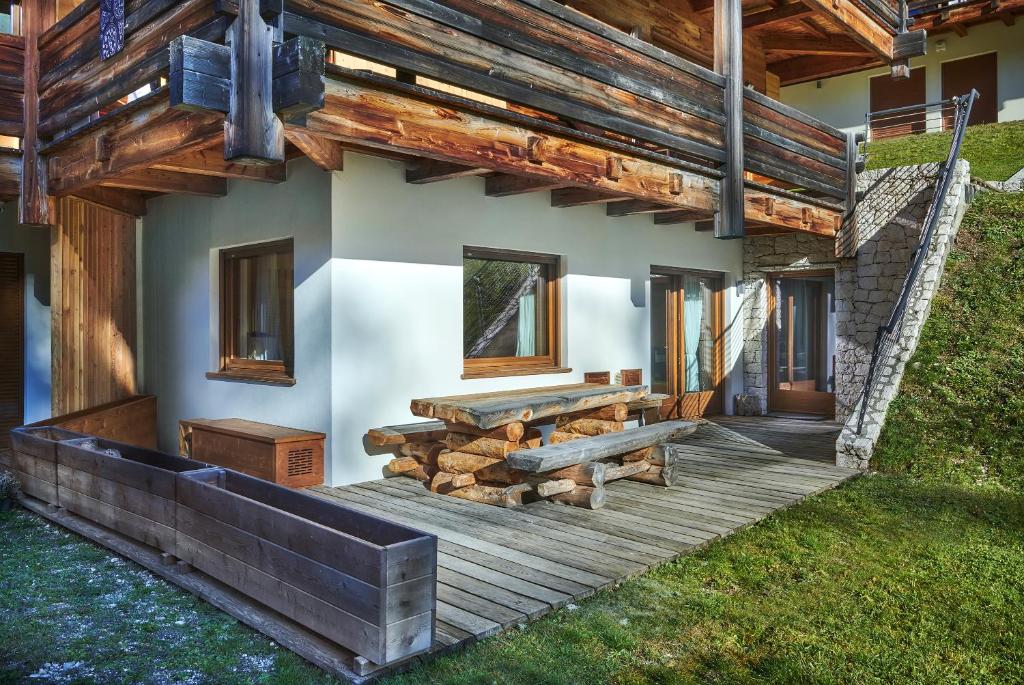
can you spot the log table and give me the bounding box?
[368,383,697,510]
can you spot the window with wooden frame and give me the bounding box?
[463,246,565,379]
[208,239,295,386]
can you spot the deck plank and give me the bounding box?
[315,417,857,679]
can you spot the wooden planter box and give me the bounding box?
[181,419,325,488]
[56,437,210,552]
[175,468,436,666]
[5,427,88,504]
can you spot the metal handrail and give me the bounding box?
[855,90,977,433]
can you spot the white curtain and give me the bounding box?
[515,292,536,357]
[683,274,703,392]
[242,254,282,361]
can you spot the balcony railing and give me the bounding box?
[19,0,854,236]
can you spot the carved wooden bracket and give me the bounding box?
[168,0,325,165]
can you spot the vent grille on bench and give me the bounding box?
[287,447,314,477]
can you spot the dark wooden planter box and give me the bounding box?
[6,427,88,505]
[56,437,210,552]
[175,468,437,666]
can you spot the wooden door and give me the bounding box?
[869,67,926,139]
[942,53,997,127]
[651,270,724,419]
[768,272,836,416]
[0,252,24,448]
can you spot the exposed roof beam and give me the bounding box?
[152,145,286,182]
[772,54,882,85]
[405,160,487,184]
[1001,11,1016,24]
[550,188,628,207]
[485,174,568,197]
[744,3,815,30]
[653,210,716,225]
[71,187,151,217]
[284,129,346,171]
[952,21,969,35]
[762,35,872,55]
[100,169,228,197]
[606,200,678,217]
[799,0,898,59]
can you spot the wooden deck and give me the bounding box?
[310,415,857,657]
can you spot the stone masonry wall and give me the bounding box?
[741,161,971,468]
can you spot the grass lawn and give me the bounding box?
[865,120,1024,181]
[3,196,1024,684]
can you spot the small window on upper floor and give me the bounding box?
[462,246,566,379]
[208,239,295,386]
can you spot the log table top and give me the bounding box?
[410,383,649,430]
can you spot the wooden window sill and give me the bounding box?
[206,370,296,386]
[461,366,572,380]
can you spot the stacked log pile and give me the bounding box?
[369,408,698,510]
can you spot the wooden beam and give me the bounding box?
[71,186,150,217]
[20,0,57,226]
[744,3,814,29]
[283,129,345,171]
[772,54,882,85]
[606,200,678,217]
[762,35,871,56]
[745,189,839,236]
[100,169,228,196]
[0,148,21,200]
[800,0,895,59]
[1000,11,1015,25]
[653,210,715,225]
[46,95,225,197]
[952,22,969,36]
[716,0,745,239]
[405,160,486,184]
[485,174,567,197]
[550,188,627,207]
[225,0,284,164]
[152,145,286,182]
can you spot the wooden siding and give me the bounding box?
[0,252,24,449]
[51,196,137,416]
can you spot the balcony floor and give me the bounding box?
[310,416,858,675]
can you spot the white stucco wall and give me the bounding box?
[141,159,334,468]
[140,153,746,486]
[330,153,745,485]
[781,20,1024,133]
[0,203,51,423]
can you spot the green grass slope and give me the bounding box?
[866,121,1024,181]
[2,197,1023,685]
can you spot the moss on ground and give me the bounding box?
[2,197,1023,685]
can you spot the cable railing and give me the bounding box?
[855,89,977,433]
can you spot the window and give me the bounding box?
[209,239,295,385]
[463,247,564,379]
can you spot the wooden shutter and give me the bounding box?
[942,53,998,127]
[870,67,926,139]
[0,252,24,448]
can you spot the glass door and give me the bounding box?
[769,272,836,416]
[650,270,724,418]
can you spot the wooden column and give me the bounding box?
[225,0,285,164]
[714,0,744,239]
[19,0,56,226]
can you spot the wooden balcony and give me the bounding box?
[0,0,878,240]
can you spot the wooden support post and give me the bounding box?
[225,0,285,164]
[19,0,56,226]
[714,0,744,239]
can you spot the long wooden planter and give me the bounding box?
[175,468,437,666]
[5,427,88,505]
[56,437,211,552]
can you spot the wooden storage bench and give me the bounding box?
[5,427,88,504]
[180,418,325,488]
[175,468,437,666]
[56,437,210,552]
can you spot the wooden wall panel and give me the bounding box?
[564,0,768,92]
[51,196,137,416]
[0,252,24,448]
